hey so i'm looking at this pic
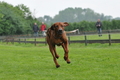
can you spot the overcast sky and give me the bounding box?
[1,0,120,18]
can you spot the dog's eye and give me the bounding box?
[55,26,58,27]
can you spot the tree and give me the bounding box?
[0,1,41,35]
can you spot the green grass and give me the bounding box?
[0,43,120,80]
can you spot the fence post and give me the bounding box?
[6,38,8,44]
[68,35,70,45]
[12,38,14,45]
[84,33,87,46]
[34,38,36,46]
[24,38,26,44]
[108,32,111,46]
[45,37,47,45]
[19,38,20,44]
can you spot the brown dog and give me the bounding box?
[46,22,71,68]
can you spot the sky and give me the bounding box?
[1,0,120,18]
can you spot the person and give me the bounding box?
[40,22,46,36]
[95,19,102,37]
[33,23,39,37]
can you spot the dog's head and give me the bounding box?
[50,22,69,35]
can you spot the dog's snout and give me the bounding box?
[58,29,63,34]
[59,29,62,32]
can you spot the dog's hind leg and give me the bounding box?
[49,45,60,68]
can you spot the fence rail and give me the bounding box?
[2,38,120,46]
[69,39,120,43]
[8,39,120,43]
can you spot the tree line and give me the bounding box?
[0,1,41,35]
[65,20,120,32]
[0,1,120,36]
[38,7,119,24]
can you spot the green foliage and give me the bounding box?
[0,1,41,35]
[65,20,120,31]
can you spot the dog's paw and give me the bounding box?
[67,61,71,64]
[56,55,59,59]
[56,65,60,68]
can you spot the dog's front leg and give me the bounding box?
[62,42,71,64]
[53,46,59,59]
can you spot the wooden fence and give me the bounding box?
[1,33,120,46]
[68,33,120,46]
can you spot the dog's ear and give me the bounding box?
[50,24,55,30]
[63,22,69,27]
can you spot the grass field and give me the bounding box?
[0,42,120,80]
